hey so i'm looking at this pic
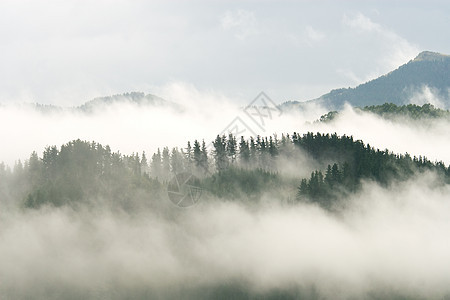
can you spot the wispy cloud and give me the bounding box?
[221,9,259,40]
[304,25,325,45]
[343,13,381,33]
[342,12,419,72]
[408,85,446,109]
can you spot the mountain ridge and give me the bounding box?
[77,92,169,112]
[1,92,175,114]
[280,51,450,111]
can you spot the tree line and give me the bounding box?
[318,103,450,123]
[0,132,448,209]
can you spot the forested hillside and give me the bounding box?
[77,92,169,112]
[1,132,448,210]
[7,92,172,114]
[318,103,450,123]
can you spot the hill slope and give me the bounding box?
[318,103,450,123]
[77,92,168,112]
[5,92,173,114]
[281,51,450,111]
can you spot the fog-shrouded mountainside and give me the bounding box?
[1,79,450,300]
[7,133,447,211]
[6,51,448,116]
[4,92,174,114]
[281,51,450,111]
[1,132,450,299]
[318,103,450,123]
[0,51,449,300]
[77,92,170,112]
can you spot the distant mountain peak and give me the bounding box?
[413,51,450,62]
[280,50,450,111]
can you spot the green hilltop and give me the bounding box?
[318,103,450,123]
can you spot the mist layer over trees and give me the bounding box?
[2,131,448,211]
[1,104,450,299]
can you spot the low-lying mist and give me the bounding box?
[1,87,450,298]
[0,172,449,299]
[0,89,325,167]
[311,105,450,164]
[2,89,450,168]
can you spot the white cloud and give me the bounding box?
[336,69,363,85]
[285,25,325,49]
[0,2,447,106]
[305,25,325,45]
[408,85,446,109]
[341,12,420,82]
[221,9,259,40]
[312,105,450,165]
[343,13,381,33]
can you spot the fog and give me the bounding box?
[2,86,450,168]
[1,89,450,298]
[0,172,449,299]
[0,86,326,167]
[311,105,450,165]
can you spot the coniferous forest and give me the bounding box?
[1,100,450,300]
[2,131,448,212]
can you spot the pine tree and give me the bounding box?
[249,136,257,168]
[28,151,42,187]
[162,147,171,179]
[141,151,149,175]
[150,149,162,179]
[213,134,228,172]
[200,140,209,174]
[184,141,193,172]
[193,140,203,175]
[297,178,309,200]
[170,147,184,175]
[226,133,237,164]
[238,136,250,166]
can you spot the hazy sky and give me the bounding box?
[1,0,449,106]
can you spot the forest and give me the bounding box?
[1,131,449,211]
[318,102,450,123]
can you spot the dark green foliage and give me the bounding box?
[294,133,449,208]
[318,110,338,123]
[77,92,167,112]
[226,133,237,164]
[0,131,448,211]
[192,140,210,176]
[170,147,184,176]
[202,167,280,201]
[200,140,209,174]
[159,147,170,177]
[361,103,450,120]
[213,134,229,172]
[318,103,450,123]
[22,139,164,209]
[238,136,250,166]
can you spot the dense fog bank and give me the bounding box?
[2,96,450,169]
[0,173,449,299]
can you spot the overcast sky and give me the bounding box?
[0,0,449,106]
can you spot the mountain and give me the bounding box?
[281,51,450,111]
[3,92,175,114]
[77,92,169,112]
